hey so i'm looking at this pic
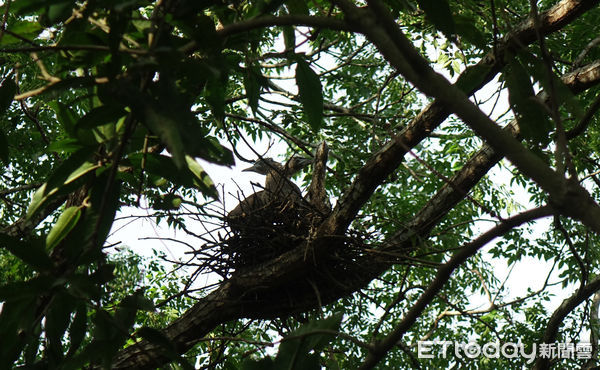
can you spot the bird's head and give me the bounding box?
[242,158,283,175]
[285,156,312,174]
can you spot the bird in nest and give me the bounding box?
[227,156,312,232]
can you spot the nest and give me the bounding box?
[221,193,374,288]
[224,195,319,270]
[184,146,389,313]
[184,189,379,315]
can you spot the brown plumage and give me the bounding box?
[227,156,311,233]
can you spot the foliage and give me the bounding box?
[1,0,600,368]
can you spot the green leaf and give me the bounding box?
[519,51,585,120]
[454,14,487,49]
[0,297,37,365]
[451,60,461,75]
[76,104,126,145]
[188,135,235,167]
[67,304,88,357]
[45,153,95,194]
[70,171,121,259]
[77,105,127,130]
[145,100,233,166]
[286,0,309,15]
[0,233,54,271]
[455,63,494,94]
[204,74,226,122]
[48,101,79,136]
[142,104,186,169]
[90,264,116,284]
[46,206,82,251]
[504,59,552,144]
[171,0,213,19]
[0,276,54,301]
[27,149,97,219]
[0,78,16,114]
[48,138,85,154]
[173,14,220,53]
[295,57,323,131]
[39,77,99,99]
[23,322,42,365]
[114,291,153,335]
[384,0,418,14]
[186,155,218,199]
[129,153,191,187]
[416,0,455,36]
[153,194,183,210]
[28,185,50,220]
[274,314,342,369]
[247,0,287,17]
[128,152,220,197]
[46,2,74,25]
[68,274,103,300]
[11,0,48,15]
[244,67,261,113]
[0,20,43,45]
[553,77,584,120]
[46,291,75,361]
[242,357,276,370]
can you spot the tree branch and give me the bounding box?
[109,54,600,369]
[359,206,553,370]
[109,1,600,367]
[180,15,353,54]
[323,0,600,234]
[337,0,600,233]
[533,275,600,369]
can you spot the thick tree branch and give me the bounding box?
[110,1,600,367]
[533,276,600,369]
[323,0,600,234]
[337,0,600,233]
[395,60,600,242]
[111,56,600,370]
[360,206,553,370]
[181,15,353,54]
[1,195,66,238]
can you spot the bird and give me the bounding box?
[226,156,311,233]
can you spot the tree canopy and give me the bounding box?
[2,0,600,368]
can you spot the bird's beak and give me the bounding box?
[243,164,259,173]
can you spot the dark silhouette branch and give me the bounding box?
[338,0,600,233]
[533,276,600,369]
[110,1,600,367]
[359,206,553,370]
[323,0,600,234]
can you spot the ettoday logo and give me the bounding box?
[417,340,592,363]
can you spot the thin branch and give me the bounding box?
[534,275,600,369]
[554,216,588,284]
[15,76,110,100]
[574,35,600,67]
[529,0,573,177]
[566,91,600,139]
[323,0,600,235]
[0,43,147,55]
[0,182,42,196]
[181,15,353,54]
[342,0,600,233]
[359,206,552,369]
